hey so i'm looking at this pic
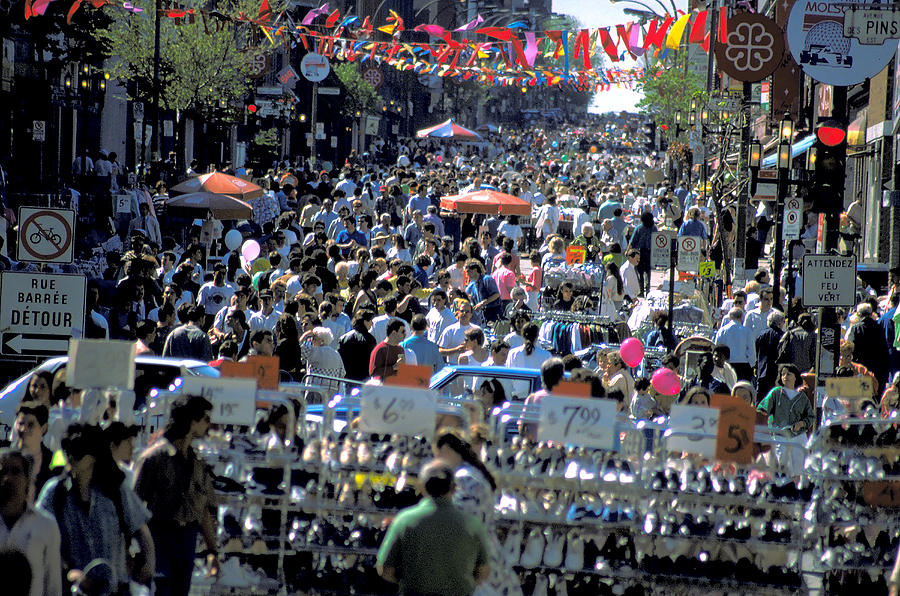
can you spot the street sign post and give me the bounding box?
[677,236,702,273]
[783,197,803,240]
[844,9,900,46]
[0,272,86,356]
[32,120,45,141]
[650,232,671,268]
[802,254,857,307]
[17,207,76,264]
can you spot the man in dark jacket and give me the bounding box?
[680,353,729,400]
[338,309,377,381]
[848,302,889,389]
[756,310,786,400]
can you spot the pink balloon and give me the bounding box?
[619,338,645,368]
[241,239,260,262]
[436,155,443,163]
[651,368,681,396]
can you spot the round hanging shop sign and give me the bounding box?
[714,13,785,83]
[786,0,896,86]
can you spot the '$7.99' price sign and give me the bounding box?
[360,385,437,439]
[538,396,617,449]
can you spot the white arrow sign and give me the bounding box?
[3,334,69,354]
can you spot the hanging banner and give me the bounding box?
[714,13,785,82]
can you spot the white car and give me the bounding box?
[0,356,219,426]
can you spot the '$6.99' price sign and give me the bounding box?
[538,396,617,449]
[360,385,437,439]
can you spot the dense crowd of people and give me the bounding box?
[2,114,900,595]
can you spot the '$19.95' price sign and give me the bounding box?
[538,396,617,449]
[360,385,437,439]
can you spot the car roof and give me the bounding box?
[431,365,542,386]
[36,355,212,368]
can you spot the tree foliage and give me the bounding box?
[98,0,283,121]
[635,65,706,141]
[333,62,379,114]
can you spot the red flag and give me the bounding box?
[616,23,632,51]
[719,6,727,43]
[256,0,271,22]
[689,10,707,43]
[325,8,339,28]
[702,32,710,53]
[643,16,673,49]
[476,27,512,41]
[573,29,592,68]
[597,28,619,62]
[544,31,564,59]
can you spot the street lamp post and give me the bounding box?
[773,116,793,310]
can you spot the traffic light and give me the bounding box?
[643,121,657,150]
[811,119,847,213]
[247,102,258,114]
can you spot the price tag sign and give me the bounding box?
[862,481,900,507]
[244,355,280,390]
[538,396,617,449]
[826,376,874,398]
[668,404,720,458]
[565,245,586,265]
[711,394,755,464]
[67,339,137,390]
[552,381,592,398]
[698,261,715,278]
[385,363,433,388]
[360,384,437,438]
[181,377,257,426]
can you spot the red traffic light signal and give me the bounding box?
[247,104,258,114]
[816,120,846,147]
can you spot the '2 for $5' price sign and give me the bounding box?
[538,396,618,449]
[360,385,437,439]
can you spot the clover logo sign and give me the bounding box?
[714,13,785,83]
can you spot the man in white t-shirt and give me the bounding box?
[426,290,457,344]
[438,300,480,361]
[621,249,641,299]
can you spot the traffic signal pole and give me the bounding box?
[813,86,848,388]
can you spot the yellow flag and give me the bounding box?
[665,13,691,49]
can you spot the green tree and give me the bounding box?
[635,66,706,142]
[98,0,281,120]
[333,62,379,114]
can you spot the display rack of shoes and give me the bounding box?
[804,417,900,593]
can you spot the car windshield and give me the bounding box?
[185,365,221,378]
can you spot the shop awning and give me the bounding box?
[761,134,815,168]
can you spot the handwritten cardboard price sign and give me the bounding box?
[711,394,755,464]
[181,377,257,426]
[385,364,433,388]
[566,245,586,265]
[220,356,280,390]
[862,481,900,507]
[360,384,436,438]
[538,396,617,449]
[668,404,720,458]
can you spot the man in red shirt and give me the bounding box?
[369,319,407,380]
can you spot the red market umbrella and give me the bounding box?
[165,192,253,220]
[440,189,531,216]
[170,172,264,201]
[416,118,482,139]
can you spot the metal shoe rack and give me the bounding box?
[188,390,813,595]
[803,417,900,594]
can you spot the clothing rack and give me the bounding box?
[534,310,613,325]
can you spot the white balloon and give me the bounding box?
[224,229,243,251]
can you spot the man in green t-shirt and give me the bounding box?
[377,460,490,596]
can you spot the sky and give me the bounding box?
[551,0,687,114]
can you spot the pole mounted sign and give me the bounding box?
[0,272,86,356]
[844,8,900,45]
[650,232,671,268]
[300,53,330,82]
[17,207,75,264]
[802,254,857,307]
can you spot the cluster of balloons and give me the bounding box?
[617,338,681,396]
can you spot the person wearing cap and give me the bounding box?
[249,291,279,332]
[377,459,490,596]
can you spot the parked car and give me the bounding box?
[430,365,545,401]
[0,356,220,426]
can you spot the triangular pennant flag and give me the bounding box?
[689,10,707,44]
[324,8,339,28]
[301,3,328,25]
[665,13,691,49]
[597,28,619,62]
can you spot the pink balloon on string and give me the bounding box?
[651,368,681,396]
[619,338,644,368]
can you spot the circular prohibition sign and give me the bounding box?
[21,210,72,261]
[680,237,697,252]
[786,210,799,224]
[654,234,669,249]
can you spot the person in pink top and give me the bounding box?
[518,250,543,310]
[491,253,517,313]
